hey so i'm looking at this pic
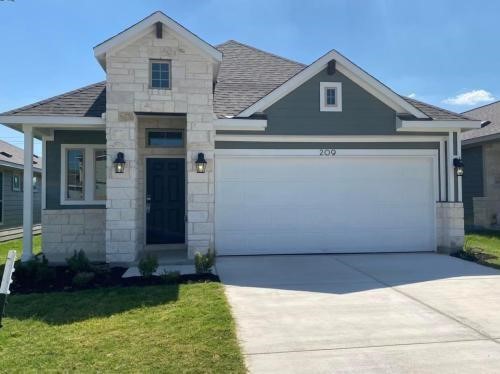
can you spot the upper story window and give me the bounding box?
[150,60,171,89]
[320,82,342,112]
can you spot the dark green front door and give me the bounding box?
[146,158,185,244]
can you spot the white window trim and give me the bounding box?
[60,144,106,205]
[320,82,342,112]
[149,59,172,90]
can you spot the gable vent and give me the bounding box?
[0,151,12,158]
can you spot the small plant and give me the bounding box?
[66,250,92,274]
[14,254,56,290]
[72,272,95,288]
[160,270,180,284]
[138,254,159,278]
[194,249,216,274]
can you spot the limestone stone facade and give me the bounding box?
[105,26,215,263]
[437,202,465,253]
[41,209,106,263]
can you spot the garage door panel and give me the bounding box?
[215,155,436,255]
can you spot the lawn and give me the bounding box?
[464,230,500,268]
[0,283,246,373]
[0,235,41,265]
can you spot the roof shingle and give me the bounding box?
[403,97,471,121]
[461,101,500,141]
[0,139,42,170]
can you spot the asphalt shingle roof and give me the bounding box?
[0,139,42,170]
[462,101,500,141]
[0,41,471,122]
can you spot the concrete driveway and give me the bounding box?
[217,253,500,373]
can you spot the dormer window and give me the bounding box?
[150,59,171,89]
[320,82,342,112]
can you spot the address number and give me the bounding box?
[320,149,336,156]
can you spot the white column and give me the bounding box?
[457,130,463,202]
[21,125,34,262]
[439,139,446,201]
[447,132,455,202]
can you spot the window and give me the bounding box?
[320,82,342,112]
[61,145,106,204]
[12,173,22,192]
[33,175,40,193]
[147,130,183,148]
[150,60,171,89]
[0,172,3,224]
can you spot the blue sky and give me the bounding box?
[1,0,499,154]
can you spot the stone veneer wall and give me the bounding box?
[41,209,106,263]
[105,26,215,263]
[436,202,464,253]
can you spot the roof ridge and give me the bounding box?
[1,81,106,116]
[403,96,472,120]
[217,39,306,67]
[461,99,500,114]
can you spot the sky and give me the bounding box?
[1,0,499,155]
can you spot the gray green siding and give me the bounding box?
[462,146,484,227]
[0,167,41,230]
[46,130,106,210]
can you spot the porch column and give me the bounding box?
[447,131,455,202]
[21,125,34,261]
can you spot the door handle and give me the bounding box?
[146,195,151,214]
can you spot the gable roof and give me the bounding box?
[0,41,473,124]
[214,40,306,118]
[94,11,222,70]
[0,139,42,171]
[462,100,500,143]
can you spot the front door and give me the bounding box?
[146,158,185,244]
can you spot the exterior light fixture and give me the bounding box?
[113,152,126,173]
[453,157,464,176]
[195,152,207,173]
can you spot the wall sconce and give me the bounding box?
[113,152,126,173]
[195,152,207,173]
[453,158,464,176]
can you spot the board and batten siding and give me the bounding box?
[45,130,106,210]
[0,167,41,229]
[462,146,484,227]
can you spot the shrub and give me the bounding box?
[160,270,180,284]
[72,272,95,288]
[66,250,92,274]
[194,249,216,274]
[138,254,159,278]
[14,254,56,290]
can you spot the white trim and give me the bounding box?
[447,132,455,202]
[214,118,267,131]
[93,11,222,67]
[42,137,47,209]
[320,82,342,112]
[238,50,428,118]
[0,160,41,173]
[457,130,463,202]
[22,125,33,261]
[398,120,481,132]
[60,144,107,205]
[0,115,105,126]
[215,134,446,143]
[439,139,446,201]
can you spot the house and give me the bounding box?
[0,11,481,263]
[462,101,500,229]
[0,140,42,241]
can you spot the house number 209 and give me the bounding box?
[320,149,337,156]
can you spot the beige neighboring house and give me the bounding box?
[0,139,42,241]
[462,101,500,229]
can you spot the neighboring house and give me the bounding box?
[0,11,481,263]
[462,101,500,229]
[0,140,42,241]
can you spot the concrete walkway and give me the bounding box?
[217,253,500,373]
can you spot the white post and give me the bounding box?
[439,139,446,201]
[21,125,34,262]
[457,130,463,202]
[447,132,455,202]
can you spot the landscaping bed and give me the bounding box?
[453,230,500,269]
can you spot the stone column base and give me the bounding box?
[436,202,464,254]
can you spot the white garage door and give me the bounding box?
[215,150,437,255]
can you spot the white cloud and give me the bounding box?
[443,90,496,106]
[408,93,417,99]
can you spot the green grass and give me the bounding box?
[464,231,500,268]
[0,235,41,265]
[0,283,246,373]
